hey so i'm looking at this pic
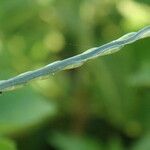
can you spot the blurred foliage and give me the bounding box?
[0,87,57,135]
[48,132,102,150]
[0,0,150,150]
[0,137,17,150]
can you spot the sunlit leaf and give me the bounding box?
[0,137,17,150]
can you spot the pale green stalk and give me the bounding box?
[0,26,150,93]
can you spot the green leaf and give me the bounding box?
[49,132,102,150]
[0,137,17,150]
[0,87,57,135]
[132,134,150,150]
[128,62,150,87]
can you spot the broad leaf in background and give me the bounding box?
[0,87,57,135]
[128,62,150,87]
[132,134,150,150]
[0,137,17,150]
[48,132,102,150]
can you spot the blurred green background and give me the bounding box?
[0,0,150,150]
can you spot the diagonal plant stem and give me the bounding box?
[0,26,150,93]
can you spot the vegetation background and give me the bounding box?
[0,0,150,150]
